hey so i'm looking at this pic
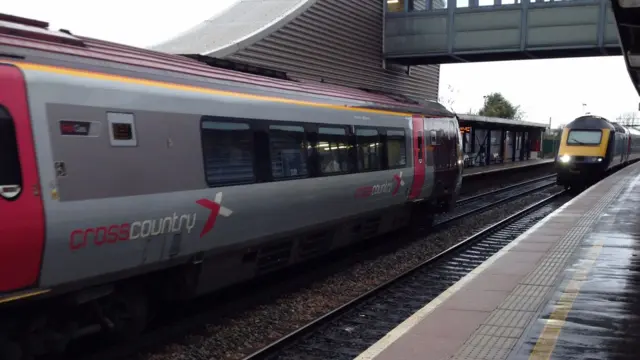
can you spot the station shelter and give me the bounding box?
[457,114,547,169]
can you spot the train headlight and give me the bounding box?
[597,157,603,162]
[0,185,21,200]
[559,155,571,163]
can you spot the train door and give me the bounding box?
[429,118,445,196]
[453,118,464,190]
[605,130,615,169]
[621,132,626,163]
[440,119,457,191]
[0,65,45,292]
[451,121,463,170]
[447,121,458,170]
[621,135,624,164]
[615,132,623,165]
[408,115,426,200]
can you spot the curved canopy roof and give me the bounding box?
[610,0,640,96]
[150,0,316,57]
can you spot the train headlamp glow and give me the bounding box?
[559,155,571,163]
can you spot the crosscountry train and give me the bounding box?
[0,13,463,358]
[555,115,640,189]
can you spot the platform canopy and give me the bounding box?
[150,0,315,58]
[457,114,548,130]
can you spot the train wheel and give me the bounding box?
[441,197,455,213]
[408,202,435,234]
[101,290,148,340]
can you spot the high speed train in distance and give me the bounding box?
[555,115,640,189]
[0,13,463,358]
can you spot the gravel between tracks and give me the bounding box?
[142,185,563,360]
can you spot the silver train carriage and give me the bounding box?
[0,13,463,358]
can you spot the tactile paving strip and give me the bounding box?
[450,164,640,360]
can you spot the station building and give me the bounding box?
[457,115,547,168]
[152,0,440,100]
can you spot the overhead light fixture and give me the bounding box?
[388,0,400,3]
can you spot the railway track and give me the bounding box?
[242,190,569,360]
[439,174,556,226]
[65,178,559,360]
[456,174,556,207]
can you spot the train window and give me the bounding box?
[0,106,22,200]
[567,130,602,146]
[318,126,349,175]
[356,128,381,171]
[269,124,308,179]
[107,112,137,147]
[387,129,407,168]
[201,120,255,186]
[429,130,437,145]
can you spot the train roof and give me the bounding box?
[566,115,616,130]
[610,122,628,133]
[628,127,640,136]
[0,13,454,118]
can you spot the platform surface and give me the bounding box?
[463,158,554,177]
[355,160,640,360]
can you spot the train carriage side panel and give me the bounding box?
[0,64,46,293]
[23,68,413,290]
[629,127,640,159]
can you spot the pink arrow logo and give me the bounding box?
[196,192,233,238]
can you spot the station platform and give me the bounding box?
[355,160,640,360]
[463,158,554,177]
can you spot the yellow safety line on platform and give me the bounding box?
[528,241,604,360]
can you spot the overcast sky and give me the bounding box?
[4,0,639,128]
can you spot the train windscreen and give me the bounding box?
[567,130,602,146]
[0,106,22,200]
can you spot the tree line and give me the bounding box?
[439,86,639,127]
[439,86,525,121]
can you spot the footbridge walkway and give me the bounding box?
[385,0,621,64]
